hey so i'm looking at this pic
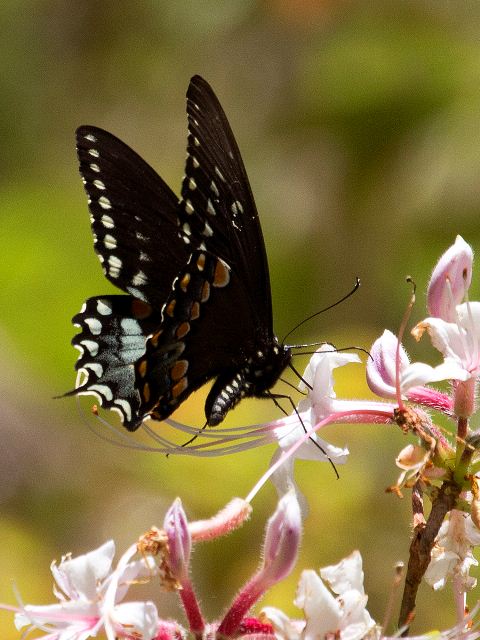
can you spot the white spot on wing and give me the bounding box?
[93,180,106,190]
[202,221,213,237]
[104,234,117,249]
[85,317,102,335]
[210,180,219,197]
[121,318,142,335]
[97,299,113,315]
[87,384,113,401]
[80,339,99,356]
[140,251,151,261]
[88,149,100,158]
[108,254,122,278]
[207,199,216,216]
[127,286,146,300]
[232,200,243,216]
[101,214,114,228]
[73,343,84,355]
[215,166,226,183]
[84,134,97,143]
[188,177,196,190]
[85,362,104,377]
[113,399,132,422]
[132,271,148,286]
[98,196,112,210]
[90,163,100,173]
[185,199,194,215]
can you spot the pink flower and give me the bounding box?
[366,330,455,413]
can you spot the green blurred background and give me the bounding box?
[1,1,480,636]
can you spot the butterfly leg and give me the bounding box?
[180,420,208,448]
[265,390,339,478]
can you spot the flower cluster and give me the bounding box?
[9,493,301,640]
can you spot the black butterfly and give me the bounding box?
[68,75,292,431]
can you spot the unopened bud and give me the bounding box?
[262,491,302,584]
[164,498,191,582]
[427,235,473,321]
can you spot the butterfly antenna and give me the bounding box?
[282,277,360,345]
[292,345,371,359]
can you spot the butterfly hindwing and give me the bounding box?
[68,295,162,428]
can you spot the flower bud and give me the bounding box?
[427,235,473,321]
[164,498,191,582]
[261,491,302,584]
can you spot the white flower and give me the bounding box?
[273,345,355,460]
[413,302,480,381]
[14,540,159,640]
[263,550,379,640]
[424,510,480,591]
[270,346,351,509]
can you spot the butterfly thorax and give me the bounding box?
[205,341,292,426]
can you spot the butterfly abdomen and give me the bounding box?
[205,344,292,425]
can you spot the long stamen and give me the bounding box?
[245,408,394,503]
[396,278,416,410]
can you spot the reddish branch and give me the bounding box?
[398,480,461,635]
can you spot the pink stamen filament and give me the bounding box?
[245,408,394,503]
[396,282,417,411]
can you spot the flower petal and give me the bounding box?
[320,550,365,596]
[427,236,473,321]
[260,607,303,640]
[366,330,409,398]
[55,540,115,601]
[294,569,341,638]
[111,601,159,640]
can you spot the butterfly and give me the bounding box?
[68,75,292,431]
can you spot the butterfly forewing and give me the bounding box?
[76,126,188,307]
[178,76,273,336]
